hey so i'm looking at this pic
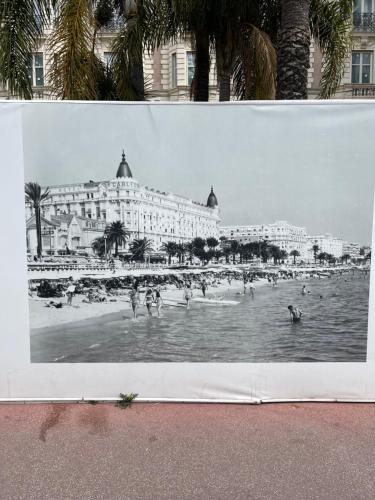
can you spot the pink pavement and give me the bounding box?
[1,402,375,499]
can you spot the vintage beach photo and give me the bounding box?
[24,104,373,363]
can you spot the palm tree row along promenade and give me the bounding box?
[25,182,371,270]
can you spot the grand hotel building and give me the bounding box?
[25,152,220,256]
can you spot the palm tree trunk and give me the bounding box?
[35,206,42,259]
[193,28,210,102]
[219,75,231,101]
[276,0,311,99]
[215,36,231,101]
[130,61,145,101]
[115,241,118,257]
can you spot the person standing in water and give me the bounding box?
[288,305,303,324]
[154,288,163,317]
[144,288,154,317]
[249,281,255,299]
[129,287,140,319]
[66,279,75,306]
[302,285,307,295]
[184,284,193,309]
[201,279,207,297]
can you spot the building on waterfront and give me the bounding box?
[307,234,344,260]
[26,213,106,256]
[343,241,361,259]
[25,152,220,256]
[219,221,308,259]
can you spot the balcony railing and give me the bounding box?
[351,84,375,97]
[99,18,124,33]
[353,13,375,32]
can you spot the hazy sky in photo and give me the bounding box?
[22,102,375,245]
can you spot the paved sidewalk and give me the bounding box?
[1,402,375,499]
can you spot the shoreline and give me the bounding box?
[28,269,369,331]
[29,278,250,330]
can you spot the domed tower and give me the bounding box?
[116,150,132,178]
[206,186,218,208]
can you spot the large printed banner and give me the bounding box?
[1,101,375,401]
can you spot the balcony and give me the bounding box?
[353,13,375,32]
[99,18,124,33]
[351,84,375,97]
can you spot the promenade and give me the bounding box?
[1,402,375,499]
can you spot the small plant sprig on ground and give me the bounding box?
[116,393,138,410]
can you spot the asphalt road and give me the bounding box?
[1,402,375,499]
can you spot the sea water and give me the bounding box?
[31,274,369,363]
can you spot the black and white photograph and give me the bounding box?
[24,103,373,363]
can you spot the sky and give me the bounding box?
[22,102,375,245]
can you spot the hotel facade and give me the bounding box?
[25,152,220,256]
[219,221,309,259]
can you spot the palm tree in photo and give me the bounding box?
[312,244,320,264]
[91,236,107,258]
[341,253,351,265]
[161,241,178,264]
[280,249,288,263]
[175,243,186,263]
[290,249,300,265]
[230,240,240,264]
[25,182,50,259]
[222,246,231,264]
[105,220,130,257]
[129,237,153,262]
[269,244,282,265]
[185,241,194,264]
[206,237,219,250]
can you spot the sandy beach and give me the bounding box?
[29,278,253,330]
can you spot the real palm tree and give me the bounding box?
[290,249,300,265]
[277,0,353,99]
[105,220,130,257]
[0,0,353,101]
[25,182,50,258]
[129,237,153,262]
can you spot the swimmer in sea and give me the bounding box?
[302,285,307,295]
[288,305,303,324]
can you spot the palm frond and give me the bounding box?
[48,0,98,99]
[0,0,52,98]
[235,23,276,100]
[111,16,146,100]
[310,0,353,99]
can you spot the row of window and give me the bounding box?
[28,49,375,91]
